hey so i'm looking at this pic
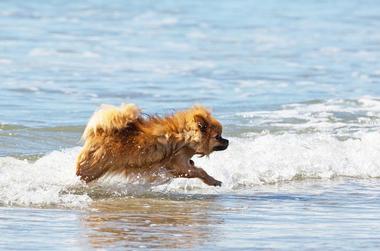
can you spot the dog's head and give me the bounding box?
[184,106,229,156]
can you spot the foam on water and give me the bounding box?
[237,96,380,136]
[1,131,380,207]
[161,132,380,192]
[0,147,90,208]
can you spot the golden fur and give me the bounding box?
[76,103,229,186]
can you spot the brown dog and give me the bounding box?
[76,104,228,186]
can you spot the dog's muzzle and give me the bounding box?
[213,136,229,151]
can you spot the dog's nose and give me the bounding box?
[222,138,229,149]
[214,136,229,151]
[222,138,229,146]
[218,136,229,146]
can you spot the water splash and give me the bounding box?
[1,131,380,207]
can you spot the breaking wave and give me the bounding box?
[1,131,380,207]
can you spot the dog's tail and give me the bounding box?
[82,103,140,140]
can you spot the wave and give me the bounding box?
[236,96,380,136]
[1,131,380,207]
[0,148,88,208]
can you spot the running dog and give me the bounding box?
[76,104,228,186]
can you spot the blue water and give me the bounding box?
[1,0,380,250]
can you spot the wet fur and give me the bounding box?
[76,103,228,186]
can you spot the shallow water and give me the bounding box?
[1,0,380,250]
[2,179,380,250]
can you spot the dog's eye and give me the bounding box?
[198,122,208,133]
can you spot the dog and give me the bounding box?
[76,103,229,186]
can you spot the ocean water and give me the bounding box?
[1,0,380,250]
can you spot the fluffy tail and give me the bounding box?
[82,103,140,140]
[77,103,140,183]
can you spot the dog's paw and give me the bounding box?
[212,180,222,187]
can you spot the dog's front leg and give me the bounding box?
[168,160,222,187]
[187,166,222,187]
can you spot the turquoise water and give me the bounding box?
[1,0,380,250]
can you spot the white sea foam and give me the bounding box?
[0,147,89,207]
[1,131,380,207]
[160,132,380,193]
[237,97,380,136]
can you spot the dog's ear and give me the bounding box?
[194,114,208,133]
